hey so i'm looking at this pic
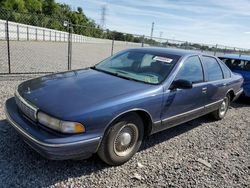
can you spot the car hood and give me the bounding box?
[17,68,152,119]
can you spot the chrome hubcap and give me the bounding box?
[119,132,132,146]
[219,97,228,117]
[114,123,139,157]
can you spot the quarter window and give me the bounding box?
[202,56,223,81]
[175,56,204,83]
[219,61,231,79]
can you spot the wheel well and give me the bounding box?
[134,110,153,137]
[228,90,235,101]
[108,110,153,138]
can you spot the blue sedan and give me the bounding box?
[5,48,243,165]
[218,54,250,97]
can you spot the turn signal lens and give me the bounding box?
[37,112,85,134]
[60,121,85,133]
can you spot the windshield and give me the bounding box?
[219,58,250,72]
[94,50,181,84]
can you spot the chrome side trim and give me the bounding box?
[235,88,243,96]
[204,99,223,108]
[161,99,224,123]
[15,88,38,119]
[162,106,204,123]
[5,104,101,148]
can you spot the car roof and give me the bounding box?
[219,54,250,61]
[129,47,203,57]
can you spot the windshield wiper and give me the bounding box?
[116,70,128,75]
[91,66,119,76]
[91,67,152,84]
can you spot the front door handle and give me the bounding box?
[202,87,207,94]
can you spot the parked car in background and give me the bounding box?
[5,48,243,166]
[218,54,250,97]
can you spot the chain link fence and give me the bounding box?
[0,8,250,75]
[0,8,69,74]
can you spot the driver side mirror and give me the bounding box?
[170,79,193,90]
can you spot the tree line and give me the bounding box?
[0,0,147,42]
[0,0,248,53]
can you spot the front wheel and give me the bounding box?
[211,94,230,120]
[97,113,144,166]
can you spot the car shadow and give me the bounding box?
[0,115,213,187]
[230,97,250,109]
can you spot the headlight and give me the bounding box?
[37,112,85,133]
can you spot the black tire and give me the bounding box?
[211,94,230,120]
[97,113,144,166]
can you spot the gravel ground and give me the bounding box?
[0,75,249,188]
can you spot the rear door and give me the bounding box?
[201,56,228,112]
[160,55,207,130]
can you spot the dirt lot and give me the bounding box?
[0,75,249,188]
[0,41,141,74]
[0,41,224,74]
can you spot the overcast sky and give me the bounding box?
[57,0,250,49]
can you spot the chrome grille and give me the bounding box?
[15,91,37,122]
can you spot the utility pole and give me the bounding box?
[159,31,163,45]
[100,4,107,29]
[150,22,154,39]
[159,31,163,38]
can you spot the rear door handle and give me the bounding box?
[202,87,207,94]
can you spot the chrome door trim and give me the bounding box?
[162,106,204,123]
[204,99,223,108]
[161,99,224,123]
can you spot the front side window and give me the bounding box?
[175,56,204,83]
[95,50,181,84]
[202,56,223,81]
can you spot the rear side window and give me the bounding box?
[175,56,204,83]
[219,61,231,79]
[202,56,223,81]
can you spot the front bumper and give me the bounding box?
[5,97,102,160]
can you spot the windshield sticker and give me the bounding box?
[153,56,173,63]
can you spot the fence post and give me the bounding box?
[185,41,188,49]
[213,44,218,56]
[17,25,19,41]
[67,22,72,70]
[50,30,51,41]
[141,35,145,47]
[111,38,115,56]
[35,28,38,41]
[43,29,45,41]
[165,40,168,47]
[27,26,29,41]
[6,20,11,73]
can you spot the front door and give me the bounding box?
[160,55,207,130]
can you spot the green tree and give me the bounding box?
[25,0,42,13]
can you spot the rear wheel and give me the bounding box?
[97,113,144,166]
[211,94,230,120]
